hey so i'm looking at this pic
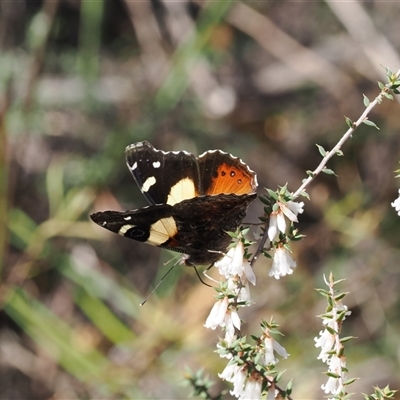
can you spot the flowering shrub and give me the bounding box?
[187,68,400,399]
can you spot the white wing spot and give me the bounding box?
[153,161,161,168]
[142,176,156,192]
[167,178,196,205]
[148,217,177,245]
[118,224,135,235]
[131,162,137,170]
[124,216,132,220]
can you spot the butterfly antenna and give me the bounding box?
[140,263,177,306]
[250,228,270,267]
[193,265,212,287]
[163,253,181,266]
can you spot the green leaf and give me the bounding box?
[336,310,348,322]
[363,94,370,107]
[336,149,344,156]
[378,81,385,90]
[316,144,327,156]
[262,250,272,259]
[322,168,335,175]
[286,380,293,394]
[340,336,354,343]
[334,292,347,301]
[259,195,271,206]
[315,288,330,297]
[343,377,357,386]
[383,92,394,100]
[299,190,310,200]
[306,170,315,178]
[325,325,337,335]
[275,370,284,382]
[267,188,278,200]
[326,371,340,379]
[363,119,380,130]
[241,227,250,236]
[345,116,353,128]
[332,277,346,286]
[362,395,374,400]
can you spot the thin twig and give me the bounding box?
[292,68,400,200]
[252,68,400,265]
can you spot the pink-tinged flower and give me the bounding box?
[215,242,244,278]
[219,362,247,398]
[204,297,229,329]
[227,276,252,303]
[268,212,286,241]
[283,200,304,220]
[264,336,276,365]
[328,354,346,374]
[230,370,247,398]
[239,377,262,400]
[269,246,296,279]
[267,386,278,400]
[219,361,242,381]
[268,200,304,241]
[321,376,340,395]
[321,355,346,395]
[243,259,256,285]
[214,242,256,285]
[224,309,241,345]
[314,326,335,362]
[238,280,251,302]
[263,336,289,365]
[272,337,289,359]
[392,189,400,216]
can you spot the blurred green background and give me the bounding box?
[1,1,400,399]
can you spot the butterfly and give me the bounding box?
[90,141,258,266]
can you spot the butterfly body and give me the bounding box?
[91,141,258,266]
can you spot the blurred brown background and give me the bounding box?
[1,0,400,398]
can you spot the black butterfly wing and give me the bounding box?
[125,141,201,206]
[170,193,257,265]
[90,192,256,265]
[90,205,182,249]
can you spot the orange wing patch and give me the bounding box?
[206,163,255,195]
